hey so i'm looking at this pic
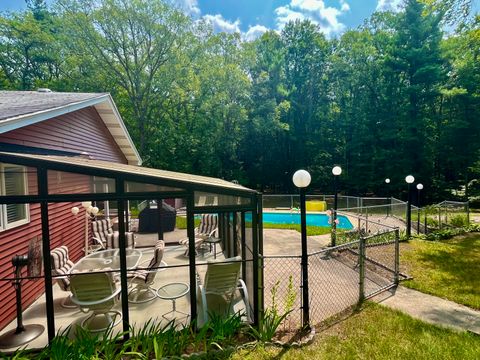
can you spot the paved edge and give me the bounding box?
[373,285,480,335]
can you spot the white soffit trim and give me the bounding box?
[94,95,142,166]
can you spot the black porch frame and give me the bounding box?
[0,152,263,346]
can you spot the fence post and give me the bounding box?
[300,189,310,329]
[438,207,441,230]
[358,236,365,304]
[365,207,369,234]
[394,229,400,285]
[467,202,470,225]
[424,210,428,235]
[417,208,420,234]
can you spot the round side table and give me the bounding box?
[156,282,190,320]
[204,237,221,259]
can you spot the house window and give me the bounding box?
[0,164,29,230]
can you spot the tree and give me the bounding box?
[389,0,445,191]
[58,0,191,155]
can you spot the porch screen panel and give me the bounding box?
[194,192,251,207]
[244,211,254,312]
[0,202,47,352]
[125,181,184,193]
[48,170,115,194]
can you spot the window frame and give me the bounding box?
[0,163,30,231]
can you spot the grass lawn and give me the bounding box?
[176,216,332,235]
[400,232,480,310]
[261,222,331,236]
[216,303,480,360]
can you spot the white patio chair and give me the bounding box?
[69,272,122,332]
[196,256,250,324]
[127,240,167,303]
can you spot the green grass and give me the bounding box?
[175,216,200,229]
[261,223,331,236]
[401,233,480,309]
[214,303,480,360]
[176,216,332,236]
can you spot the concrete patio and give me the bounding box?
[0,236,248,353]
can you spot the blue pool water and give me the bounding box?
[250,212,353,229]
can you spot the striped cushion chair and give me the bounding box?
[92,218,135,250]
[179,214,218,256]
[51,246,76,308]
[127,240,167,303]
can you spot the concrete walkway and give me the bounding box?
[374,286,480,334]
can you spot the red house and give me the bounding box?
[0,90,141,331]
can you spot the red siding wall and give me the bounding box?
[0,107,127,163]
[0,106,128,330]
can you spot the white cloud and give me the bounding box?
[340,0,350,12]
[203,14,241,34]
[243,25,269,41]
[174,0,201,16]
[274,0,350,37]
[376,0,402,12]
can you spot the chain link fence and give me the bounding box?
[260,195,469,330]
[308,241,362,324]
[262,255,302,329]
[262,216,401,330]
[414,201,470,234]
[262,195,388,211]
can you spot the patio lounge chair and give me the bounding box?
[179,214,218,256]
[196,256,250,324]
[69,272,122,332]
[50,246,76,309]
[127,240,167,303]
[91,218,135,250]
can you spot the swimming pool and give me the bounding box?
[259,212,353,229]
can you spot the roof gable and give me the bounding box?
[0,91,141,165]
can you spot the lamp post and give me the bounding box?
[416,183,423,234]
[332,166,342,246]
[293,169,311,329]
[385,178,391,217]
[405,175,415,238]
[72,201,99,255]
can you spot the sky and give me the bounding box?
[1,0,479,40]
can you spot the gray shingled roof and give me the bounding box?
[0,91,107,122]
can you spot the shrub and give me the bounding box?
[449,214,469,228]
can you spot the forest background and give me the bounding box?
[1,0,479,204]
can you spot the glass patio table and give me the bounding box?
[156,282,190,320]
[70,249,142,273]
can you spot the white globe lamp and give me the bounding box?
[292,170,311,188]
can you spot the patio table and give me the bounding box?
[156,282,190,320]
[70,249,142,273]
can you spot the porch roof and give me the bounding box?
[0,151,255,196]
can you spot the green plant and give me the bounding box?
[250,276,297,342]
[449,214,468,228]
[6,309,248,359]
[424,227,467,241]
[208,311,245,347]
[0,348,31,360]
[466,223,480,232]
[129,207,140,218]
